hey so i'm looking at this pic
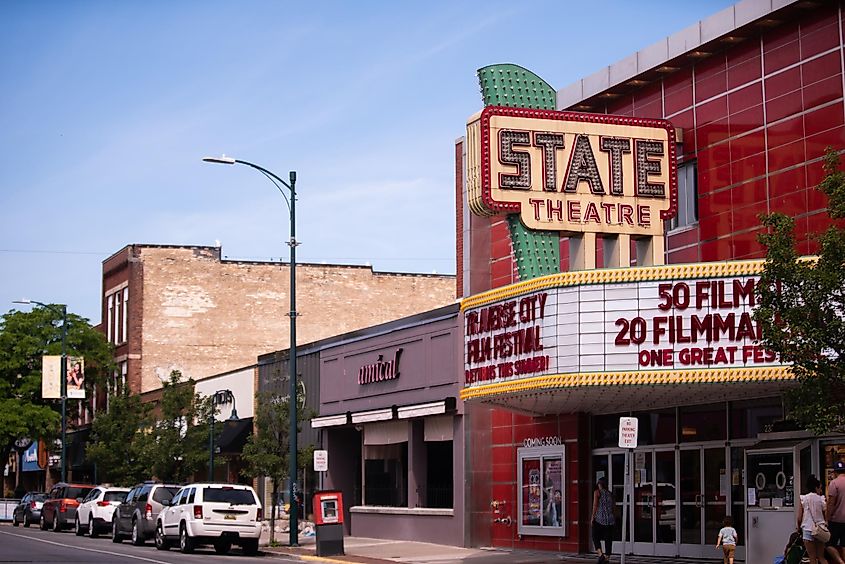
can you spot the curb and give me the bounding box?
[262,547,393,564]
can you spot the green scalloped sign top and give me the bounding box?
[477,64,557,110]
[477,64,561,280]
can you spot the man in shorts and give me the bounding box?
[826,460,845,559]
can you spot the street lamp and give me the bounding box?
[203,155,300,546]
[13,299,68,483]
[208,389,239,482]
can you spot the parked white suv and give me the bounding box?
[75,486,129,537]
[154,483,263,555]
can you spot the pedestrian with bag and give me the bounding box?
[591,477,615,564]
[827,461,845,561]
[798,474,829,564]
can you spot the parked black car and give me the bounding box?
[12,492,46,527]
[112,481,179,546]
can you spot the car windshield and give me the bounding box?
[66,487,93,499]
[203,488,255,505]
[104,491,127,502]
[152,487,178,503]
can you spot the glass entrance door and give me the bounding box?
[679,446,728,559]
[632,449,677,556]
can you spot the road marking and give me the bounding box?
[0,529,174,564]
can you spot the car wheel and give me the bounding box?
[88,518,98,538]
[111,519,122,543]
[241,538,259,556]
[213,539,231,555]
[179,523,195,554]
[40,514,47,530]
[12,512,19,527]
[52,513,61,532]
[23,511,31,528]
[75,515,84,536]
[154,523,169,551]
[131,519,144,546]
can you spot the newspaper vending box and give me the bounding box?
[313,490,344,556]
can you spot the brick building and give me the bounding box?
[100,244,455,397]
[456,0,844,561]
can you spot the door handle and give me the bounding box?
[695,494,703,508]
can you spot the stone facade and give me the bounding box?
[101,244,455,395]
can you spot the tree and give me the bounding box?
[143,370,212,483]
[0,306,113,477]
[241,389,312,543]
[86,391,151,486]
[755,148,845,433]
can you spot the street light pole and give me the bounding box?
[202,156,300,546]
[14,300,68,483]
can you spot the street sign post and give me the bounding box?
[618,417,638,564]
[314,449,328,472]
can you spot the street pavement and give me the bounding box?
[0,524,300,563]
[1,524,721,564]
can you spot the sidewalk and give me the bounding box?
[261,533,720,564]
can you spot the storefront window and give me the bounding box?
[424,440,453,508]
[680,403,726,443]
[746,452,793,508]
[635,409,676,445]
[364,443,408,507]
[729,398,782,439]
[593,413,622,448]
[517,446,565,536]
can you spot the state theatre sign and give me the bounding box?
[461,261,793,405]
[465,106,677,237]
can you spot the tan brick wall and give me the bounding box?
[137,246,455,393]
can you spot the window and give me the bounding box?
[106,295,113,343]
[186,488,196,504]
[203,487,256,505]
[105,287,129,345]
[136,485,150,503]
[424,441,453,508]
[517,446,565,536]
[364,443,408,507]
[153,487,178,504]
[668,160,698,231]
[105,491,127,503]
[121,287,129,343]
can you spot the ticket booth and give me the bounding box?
[313,490,344,556]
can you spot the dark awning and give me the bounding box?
[216,417,253,455]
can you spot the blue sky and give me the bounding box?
[1,0,734,323]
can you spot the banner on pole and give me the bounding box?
[42,355,61,399]
[66,357,85,399]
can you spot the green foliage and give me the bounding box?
[86,391,151,486]
[143,371,212,483]
[0,305,113,473]
[755,148,845,434]
[241,390,312,542]
[85,370,216,484]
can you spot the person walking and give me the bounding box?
[716,516,738,564]
[592,477,615,564]
[798,474,829,564]
[827,461,845,561]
